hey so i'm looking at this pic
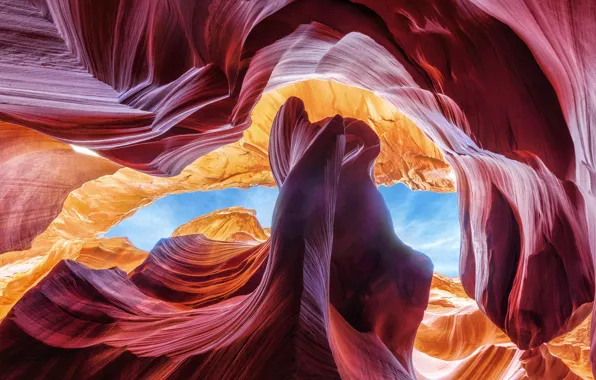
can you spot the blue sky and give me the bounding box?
[378,185,460,276]
[105,184,460,276]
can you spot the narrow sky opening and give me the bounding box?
[105,184,460,276]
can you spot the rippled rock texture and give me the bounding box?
[1,0,595,378]
[0,98,434,378]
[3,199,591,379]
[0,79,449,323]
[415,274,592,379]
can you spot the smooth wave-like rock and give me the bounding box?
[72,238,149,274]
[0,237,147,320]
[0,205,269,321]
[250,80,454,192]
[2,79,450,251]
[2,198,590,378]
[0,99,432,379]
[172,206,270,241]
[0,79,451,323]
[414,274,591,379]
[5,200,590,378]
[0,122,120,253]
[1,0,595,377]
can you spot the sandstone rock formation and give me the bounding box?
[2,197,591,379]
[0,205,270,320]
[172,207,270,241]
[0,99,433,379]
[249,80,454,192]
[0,0,595,378]
[415,274,592,379]
[0,122,120,254]
[0,237,147,320]
[0,79,452,324]
[72,238,149,274]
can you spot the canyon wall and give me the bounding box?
[0,0,594,378]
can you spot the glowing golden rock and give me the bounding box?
[548,304,592,379]
[73,238,149,273]
[0,206,267,319]
[415,274,510,361]
[0,237,147,319]
[414,273,591,379]
[35,79,453,250]
[1,195,590,378]
[0,80,452,332]
[249,80,454,192]
[12,80,451,252]
[172,206,269,242]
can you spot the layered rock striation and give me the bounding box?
[415,274,592,379]
[1,0,595,378]
[0,98,433,379]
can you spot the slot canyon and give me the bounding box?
[0,0,594,379]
